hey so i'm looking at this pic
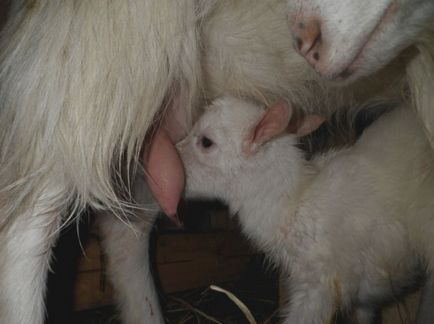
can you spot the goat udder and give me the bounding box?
[144,127,185,226]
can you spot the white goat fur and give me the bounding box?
[286,0,434,146]
[0,0,424,323]
[179,96,434,324]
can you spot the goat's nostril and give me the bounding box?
[291,18,322,59]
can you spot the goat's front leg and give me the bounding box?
[0,183,65,324]
[98,174,163,324]
[283,278,339,324]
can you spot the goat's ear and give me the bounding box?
[291,114,325,137]
[243,101,292,155]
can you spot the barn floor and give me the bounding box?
[46,203,281,324]
[69,258,280,324]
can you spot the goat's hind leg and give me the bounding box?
[0,181,66,324]
[98,212,162,324]
[97,174,163,324]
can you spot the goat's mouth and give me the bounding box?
[332,0,399,81]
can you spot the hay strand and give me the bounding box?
[209,285,257,324]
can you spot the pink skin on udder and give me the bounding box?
[144,100,187,227]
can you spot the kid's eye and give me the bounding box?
[201,136,214,148]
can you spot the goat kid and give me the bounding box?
[178,96,434,324]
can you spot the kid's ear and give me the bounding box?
[243,101,293,155]
[292,114,325,137]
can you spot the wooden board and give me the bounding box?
[73,270,114,311]
[156,232,254,293]
[73,231,255,310]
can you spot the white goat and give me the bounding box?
[286,0,434,146]
[0,1,408,323]
[178,96,434,324]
